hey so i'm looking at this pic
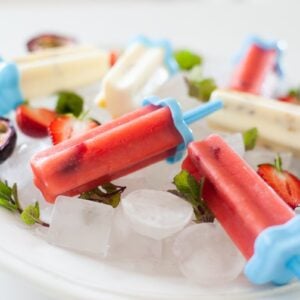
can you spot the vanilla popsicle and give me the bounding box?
[207,89,300,155]
[0,46,111,115]
[96,36,178,118]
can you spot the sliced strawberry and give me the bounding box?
[16,105,57,138]
[278,95,299,104]
[109,51,118,66]
[49,115,99,145]
[257,157,300,208]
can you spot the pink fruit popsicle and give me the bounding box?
[31,97,222,203]
[229,35,285,94]
[182,134,300,285]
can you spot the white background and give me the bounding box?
[0,0,299,299]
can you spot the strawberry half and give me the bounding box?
[16,104,57,138]
[278,95,299,104]
[49,115,99,145]
[257,156,300,208]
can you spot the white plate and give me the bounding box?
[1,199,300,300]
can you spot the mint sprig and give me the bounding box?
[174,49,202,71]
[80,182,126,208]
[243,127,258,151]
[55,91,84,117]
[0,180,49,227]
[170,170,214,223]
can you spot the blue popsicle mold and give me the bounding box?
[142,96,223,163]
[234,34,286,78]
[0,61,23,116]
[245,215,300,285]
[130,35,178,75]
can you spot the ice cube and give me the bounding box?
[47,196,114,256]
[244,148,292,170]
[223,133,245,157]
[138,160,182,191]
[113,174,147,197]
[109,206,162,261]
[121,189,193,240]
[173,222,245,285]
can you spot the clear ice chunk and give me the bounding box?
[121,189,193,240]
[173,222,245,285]
[47,196,114,256]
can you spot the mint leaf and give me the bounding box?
[186,77,217,102]
[21,202,40,225]
[0,181,12,200]
[173,170,199,206]
[0,197,16,211]
[56,91,84,117]
[0,180,49,227]
[243,127,258,151]
[172,170,214,223]
[80,182,126,208]
[174,50,202,71]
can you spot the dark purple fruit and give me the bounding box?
[0,117,17,163]
[27,33,76,52]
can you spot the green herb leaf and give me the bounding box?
[0,180,12,201]
[171,170,214,223]
[243,127,258,151]
[0,197,17,211]
[21,202,40,225]
[55,91,84,117]
[185,77,217,102]
[0,180,49,227]
[174,50,202,71]
[288,87,300,100]
[80,182,126,208]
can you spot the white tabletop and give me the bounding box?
[0,0,300,299]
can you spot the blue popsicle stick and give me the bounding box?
[142,96,223,163]
[183,99,223,125]
[245,215,300,285]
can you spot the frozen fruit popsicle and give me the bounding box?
[182,134,300,285]
[0,46,112,115]
[229,35,285,95]
[95,36,178,118]
[30,97,222,202]
[207,89,300,155]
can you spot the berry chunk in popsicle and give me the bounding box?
[31,97,222,203]
[182,134,300,285]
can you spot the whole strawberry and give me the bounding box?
[257,156,300,209]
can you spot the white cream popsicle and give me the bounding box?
[19,49,110,99]
[0,46,111,115]
[207,89,300,155]
[96,36,178,118]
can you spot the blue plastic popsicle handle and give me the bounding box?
[245,216,300,285]
[130,35,178,75]
[0,61,23,116]
[234,34,286,78]
[142,96,223,163]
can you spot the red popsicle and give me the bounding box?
[31,98,222,202]
[182,134,295,259]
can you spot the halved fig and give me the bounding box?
[27,33,76,52]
